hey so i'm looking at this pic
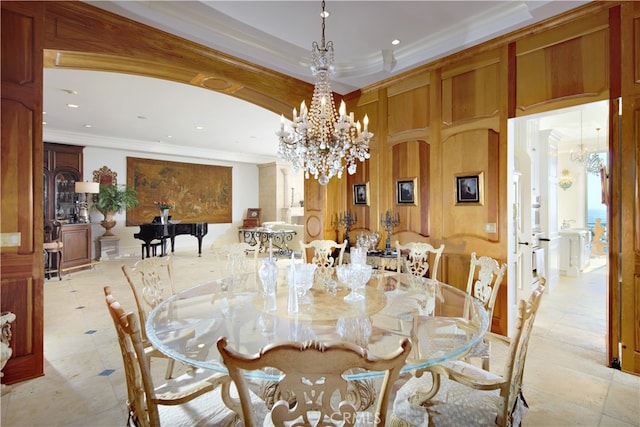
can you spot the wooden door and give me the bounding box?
[612,1,640,376]
[0,1,45,383]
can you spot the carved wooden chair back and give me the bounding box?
[502,278,545,422]
[395,241,445,279]
[218,337,411,426]
[104,287,238,427]
[212,242,258,279]
[104,286,156,426]
[43,220,64,280]
[465,252,507,320]
[300,239,347,274]
[391,279,545,427]
[121,256,175,343]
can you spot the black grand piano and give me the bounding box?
[134,217,208,259]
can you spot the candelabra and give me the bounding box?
[339,211,357,247]
[380,210,400,253]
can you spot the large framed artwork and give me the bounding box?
[126,157,232,225]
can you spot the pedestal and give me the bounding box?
[97,235,120,260]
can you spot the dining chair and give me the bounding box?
[217,336,412,426]
[103,286,253,427]
[300,239,347,274]
[121,256,179,379]
[391,278,546,427]
[394,241,445,279]
[43,220,64,280]
[212,242,258,280]
[464,252,507,370]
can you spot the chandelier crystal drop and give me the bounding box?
[570,111,589,164]
[585,127,604,175]
[276,1,373,186]
[570,141,589,164]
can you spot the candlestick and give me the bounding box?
[380,209,400,253]
[338,210,357,247]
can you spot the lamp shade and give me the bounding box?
[75,181,100,194]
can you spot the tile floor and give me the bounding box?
[1,251,638,426]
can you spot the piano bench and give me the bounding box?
[141,241,164,259]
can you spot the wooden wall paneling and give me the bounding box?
[304,177,323,242]
[441,50,501,126]
[515,12,610,114]
[441,129,491,240]
[1,0,45,383]
[387,85,429,135]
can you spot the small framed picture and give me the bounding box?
[247,208,262,219]
[396,178,417,205]
[455,172,483,205]
[353,183,369,205]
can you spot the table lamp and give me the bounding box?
[75,181,100,223]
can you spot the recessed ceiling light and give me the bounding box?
[84,124,92,128]
[66,103,79,108]
[195,126,204,130]
[392,39,401,46]
[42,121,47,125]
[43,111,47,115]
[167,135,173,138]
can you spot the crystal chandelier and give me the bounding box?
[276,1,373,186]
[585,127,604,175]
[570,111,589,164]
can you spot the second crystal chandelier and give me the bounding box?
[277,1,373,186]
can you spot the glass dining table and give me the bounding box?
[146,269,489,382]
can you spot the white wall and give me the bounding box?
[557,152,588,229]
[84,146,259,258]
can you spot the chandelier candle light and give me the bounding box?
[277,1,373,185]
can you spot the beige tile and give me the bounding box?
[599,414,638,427]
[524,386,603,426]
[603,381,640,425]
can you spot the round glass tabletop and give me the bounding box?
[146,269,488,381]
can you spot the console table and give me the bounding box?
[344,250,402,271]
[239,227,297,256]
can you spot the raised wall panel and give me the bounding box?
[441,129,498,241]
[441,52,501,126]
[387,85,429,135]
[391,141,430,237]
[516,14,609,113]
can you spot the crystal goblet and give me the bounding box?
[288,263,317,297]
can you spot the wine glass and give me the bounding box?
[258,258,279,296]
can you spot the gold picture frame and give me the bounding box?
[455,172,484,205]
[396,178,418,205]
